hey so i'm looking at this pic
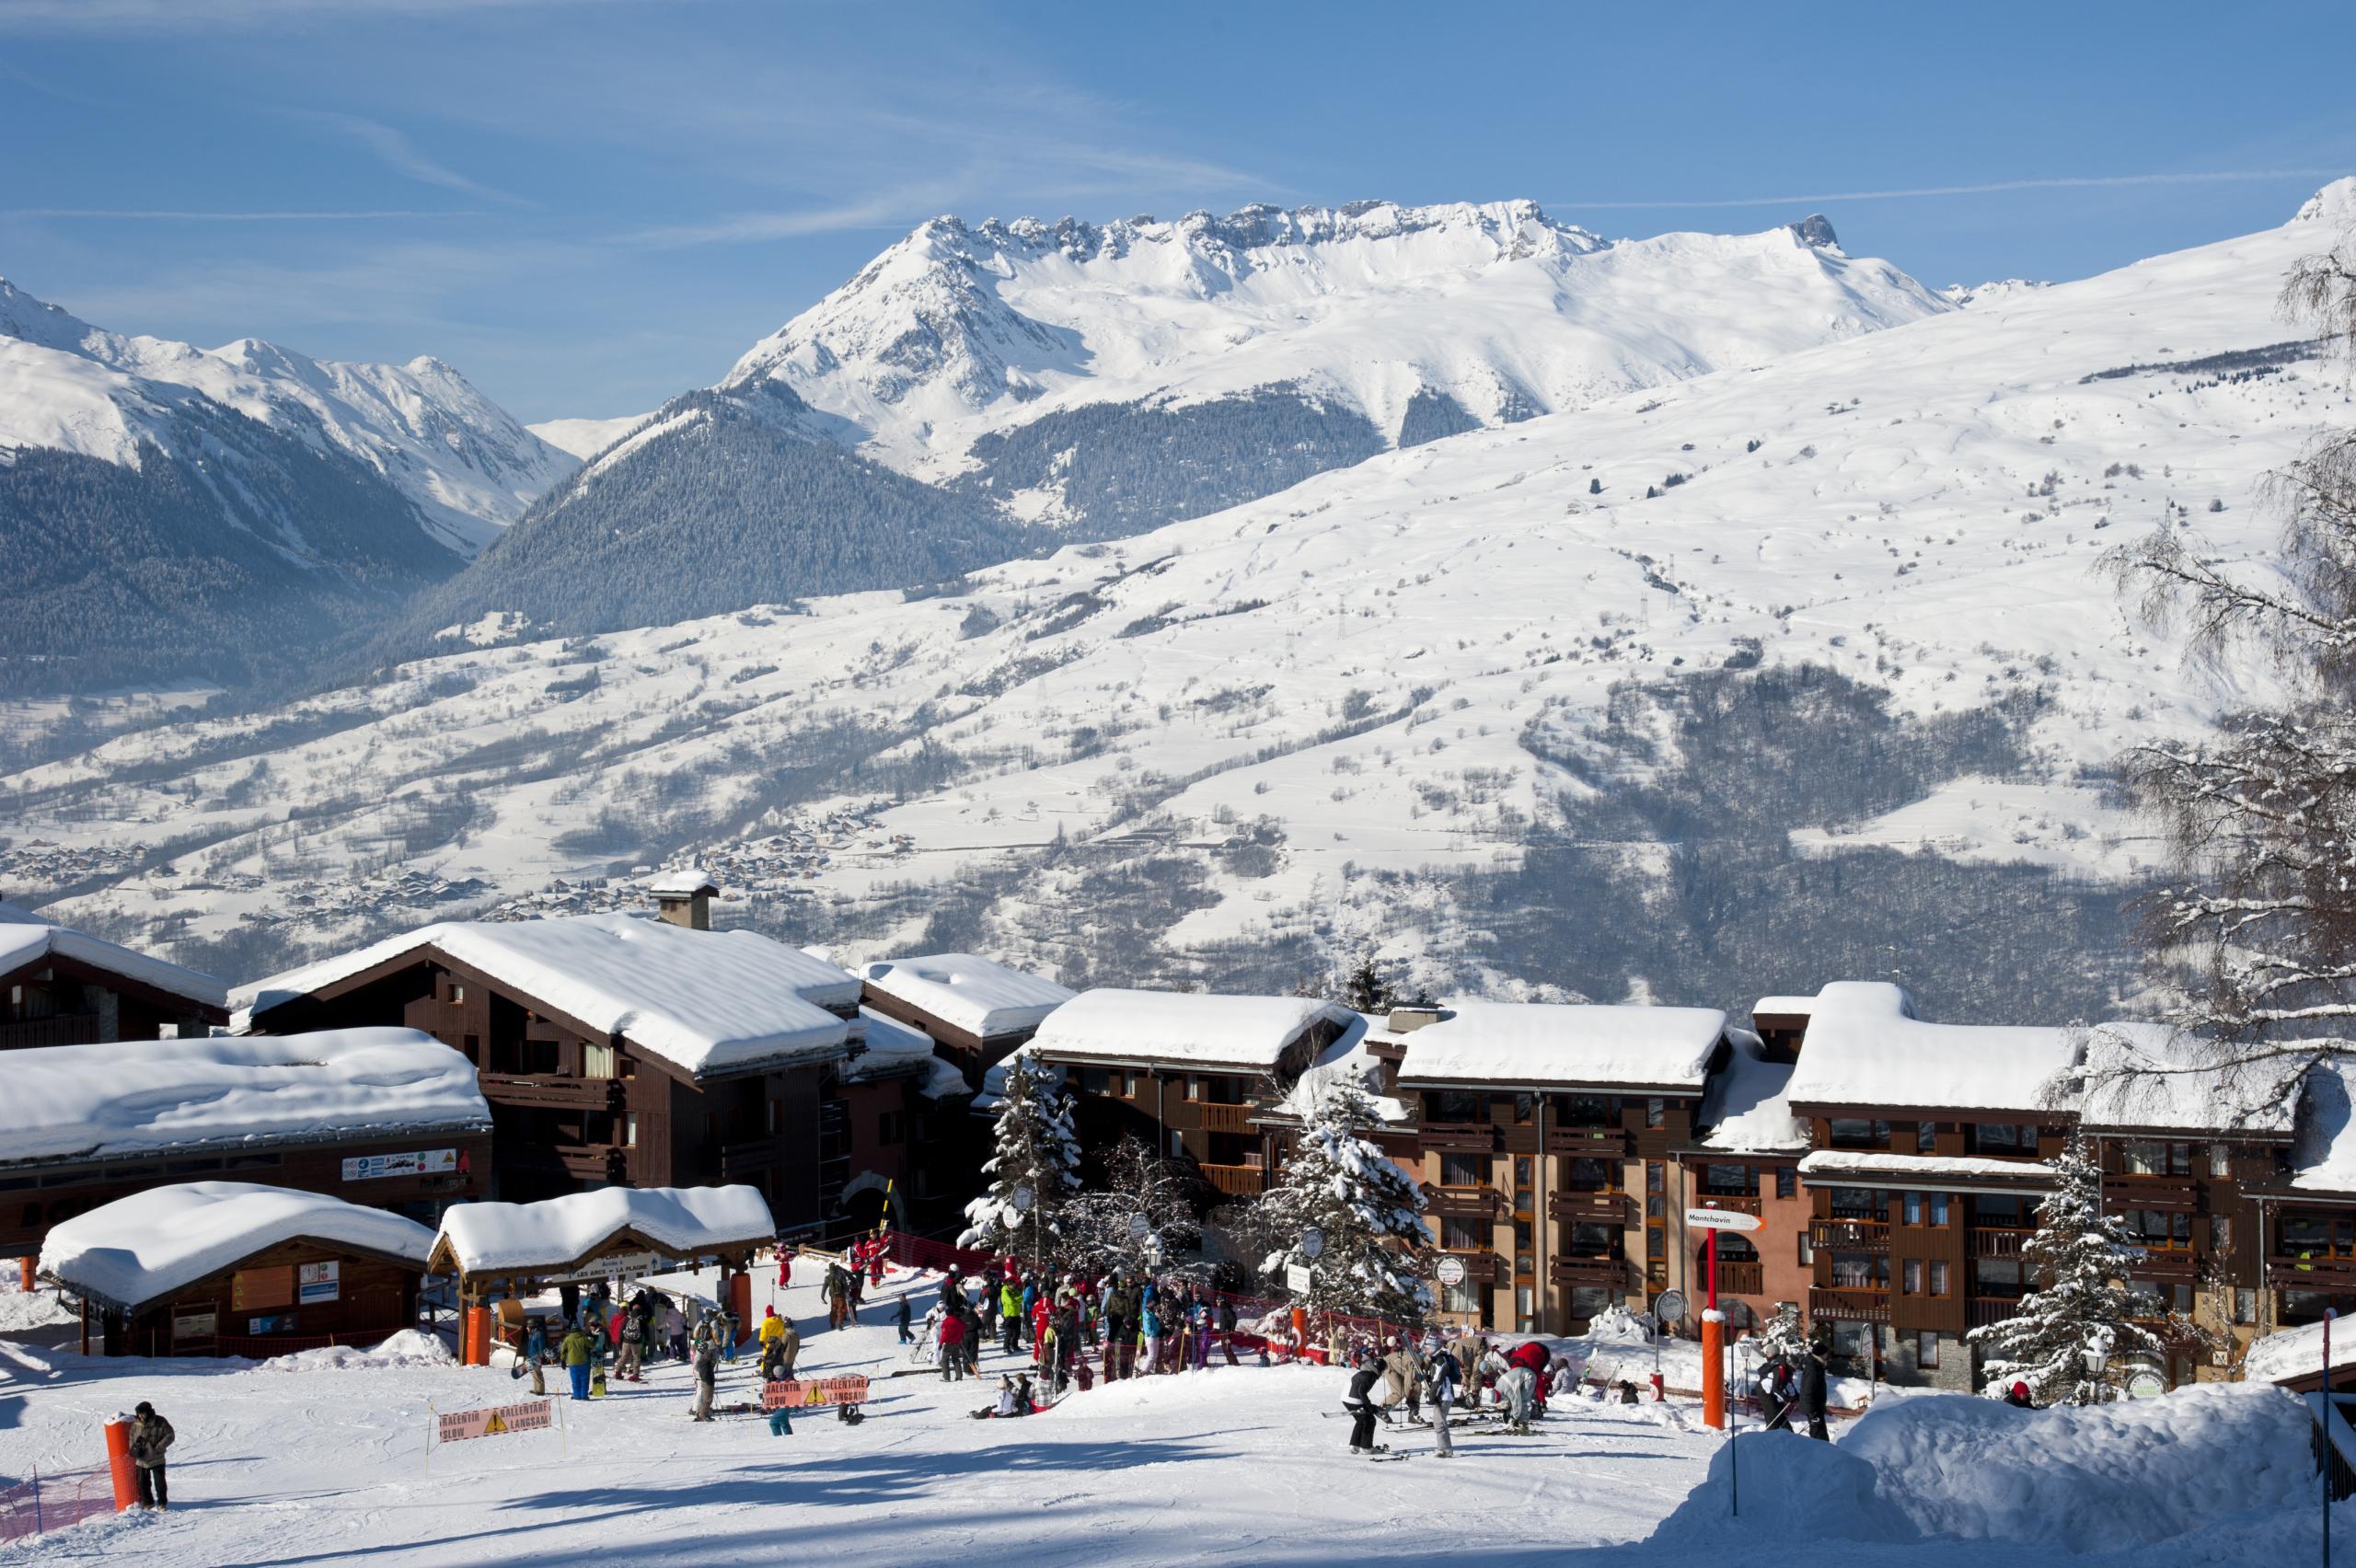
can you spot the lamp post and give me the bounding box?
[2080,1331,2110,1406]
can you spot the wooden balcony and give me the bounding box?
[1549,1189,1629,1223]
[553,1143,628,1182]
[1811,1218,1889,1253]
[1550,1254,1631,1289]
[1807,1287,1891,1324]
[719,1136,788,1180]
[2105,1175,2200,1212]
[2269,1252,2356,1289]
[1971,1227,2029,1258]
[2126,1248,2199,1283]
[1200,1163,1265,1197]
[1500,1124,1542,1156]
[1544,1125,1629,1157]
[1447,1251,1504,1286]
[0,1013,99,1049]
[1693,1193,1762,1216]
[1713,1261,1764,1297]
[1426,1184,1505,1221]
[480,1073,623,1110]
[1420,1122,1496,1154]
[1197,1101,1255,1135]
[1968,1295,2025,1328]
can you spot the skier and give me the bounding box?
[1757,1355,1792,1431]
[939,1306,969,1382]
[1217,1297,1240,1366]
[1506,1339,1551,1421]
[896,1291,915,1344]
[616,1302,645,1382]
[523,1317,549,1396]
[690,1332,720,1422]
[128,1401,174,1510]
[825,1262,853,1330]
[1343,1355,1388,1456]
[1139,1297,1164,1377]
[560,1321,595,1401]
[1800,1340,1831,1440]
[1426,1344,1461,1458]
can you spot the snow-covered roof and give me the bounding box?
[1396,1000,1727,1091]
[1782,982,2079,1114]
[0,900,226,1011]
[2246,1316,2356,1386]
[1750,996,1818,1018]
[1797,1149,2058,1191]
[644,867,718,896]
[40,1181,437,1313]
[1697,1031,1808,1154]
[240,913,858,1079]
[2069,1022,2306,1137]
[2,1028,489,1167]
[2290,1056,2356,1196]
[1269,1014,1404,1125]
[851,1007,974,1100]
[1025,988,1354,1071]
[431,1184,776,1278]
[860,952,1075,1040]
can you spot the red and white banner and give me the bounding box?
[436,1399,554,1443]
[761,1376,870,1410]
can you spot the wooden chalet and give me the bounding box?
[856,952,1074,1089]
[0,903,226,1049]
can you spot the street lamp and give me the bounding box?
[2081,1331,2111,1405]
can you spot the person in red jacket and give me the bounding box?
[938,1309,968,1383]
[1507,1338,1552,1417]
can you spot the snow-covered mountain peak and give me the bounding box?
[1787,213,1841,250]
[2295,175,2356,226]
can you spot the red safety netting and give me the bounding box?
[0,1466,114,1542]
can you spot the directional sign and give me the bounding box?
[1435,1256,1468,1286]
[1684,1207,1764,1233]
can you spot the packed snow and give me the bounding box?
[429,1185,776,1277]
[848,1007,974,1099]
[2,1028,488,1166]
[1025,989,1357,1068]
[0,902,225,1009]
[1784,983,2078,1114]
[1696,1032,1809,1153]
[2244,1316,2356,1386]
[1796,1150,2060,1187]
[241,914,857,1080]
[859,952,1076,1039]
[40,1182,437,1311]
[1395,1000,1727,1090]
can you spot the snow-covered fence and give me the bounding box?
[0,1466,114,1542]
[2306,1392,2356,1502]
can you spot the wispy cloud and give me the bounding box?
[618,183,966,249]
[288,110,534,206]
[5,207,480,221]
[1553,168,2347,210]
[0,0,631,29]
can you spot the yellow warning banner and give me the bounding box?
[437,1399,554,1443]
[760,1375,870,1410]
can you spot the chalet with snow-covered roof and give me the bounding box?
[0,902,227,1049]
[238,913,860,1222]
[1679,1020,1815,1335]
[1393,999,1734,1335]
[1,1027,488,1260]
[40,1181,439,1358]
[1025,989,1359,1199]
[838,1008,990,1235]
[2237,1055,2356,1345]
[857,952,1075,1088]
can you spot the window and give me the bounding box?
[1514,1092,1536,1124]
[1831,1253,1889,1290]
[2171,1283,2194,1313]
[1705,1163,1754,1195]
[1442,1217,1484,1251]
[1917,1121,1937,1154]
[1929,1262,1949,1296]
[1904,1192,1923,1227]
[1440,1152,1484,1187]
[2235,1288,2258,1325]
[450,984,466,1004]
[1830,1187,1880,1218]
[1647,1227,1667,1259]
[1515,1286,1535,1332]
[2121,1140,2166,1176]
[1570,1221,1615,1255]
[1184,1076,1200,1101]
[462,1033,479,1064]
[584,1043,617,1078]
[1568,1158,1612,1193]
[622,1113,638,1147]
[2170,1143,2193,1176]
[1829,1118,1891,1149]
[1122,1071,1140,1098]
[767,1098,779,1135]
[1080,1067,1108,1094]
[1929,1194,1950,1227]
[1798,1231,1814,1265]
[1917,1332,1941,1370]
[1902,1260,1923,1294]
[2126,1211,2192,1251]
[1433,1090,1483,1122]
[1563,1094,1611,1127]
[1971,1123,2039,1155]
[2211,1144,2233,1178]
[1775,1167,1796,1200]
[1515,1156,1533,1187]
[1978,1258,2025,1297]
[1646,1097,1665,1129]
[1441,1279,1480,1315]
[2210,1215,2233,1251]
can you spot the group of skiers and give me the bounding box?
[514,1282,743,1403]
[1339,1330,1582,1456]
[1749,1336,1836,1440]
[918,1260,1248,1401]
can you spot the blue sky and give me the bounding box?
[4,0,2351,422]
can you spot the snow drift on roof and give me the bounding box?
[851,1007,973,1100]
[2070,1022,2306,1136]
[41,1181,436,1313]
[2246,1315,2356,1385]
[644,867,718,895]
[0,900,225,1009]
[433,1184,776,1276]
[2290,1056,2356,1196]
[1750,996,1818,1018]
[242,913,855,1078]
[1269,1013,1405,1124]
[1396,999,1727,1090]
[1026,989,1353,1069]
[3,1027,488,1166]
[1782,982,2079,1113]
[1797,1150,2058,1188]
[860,952,1075,1039]
[1698,1031,1808,1153]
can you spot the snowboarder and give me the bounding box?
[1343,1357,1387,1455]
[128,1401,174,1510]
[1801,1341,1831,1440]
[523,1318,549,1396]
[560,1323,595,1401]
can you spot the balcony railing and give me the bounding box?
[1693,1194,1762,1216]
[1968,1295,2025,1328]
[2105,1175,2200,1212]
[1200,1163,1265,1197]
[1549,1254,1630,1289]
[2269,1252,2356,1289]
[1548,1189,1628,1223]
[1196,1102,1255,1135]
[0,1013,99,1050]
[1807,1287,1890,1324]
[480,1073,624,1110]
[1810,1218,1889,1252]
[1426,1185,1505,1221]
[1712,1262,1764,1297]
[1544,1125,1630,1156]
[1448,1251,1504,1286]
[719,1136,788,1180]
[1420,1123,1496,1153]
[553,1143,628,1182]
[1971,1228,2029,1258]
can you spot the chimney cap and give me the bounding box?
[645,867,719,897]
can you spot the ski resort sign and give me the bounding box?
[1683,1208,1764,1233]
[437,1399,553,1444]
[1434,1256,1468,1286]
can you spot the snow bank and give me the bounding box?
[851,1007,973,1099]
[1651,1428,1921,1545]
[242,914,857,1079]
[1396,999,1726,1090]
[1027,988,1354,1069]
[259,1327,455,1371]
[1784,981,2077,1113]
[0,900,225,1009]
[2246,1317,2356,1386]
[41,1182,438,1312]
[4,1027,489,1165]
[432,1184,775,1276]
[860,952,1074,1040]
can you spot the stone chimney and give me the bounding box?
[647,868,719,931]
[1385,1004,1449,1034]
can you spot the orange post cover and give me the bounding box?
[1700,1313,1726,1430]
[104,1418,137,1511]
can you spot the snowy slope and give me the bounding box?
[527,411,651,459]
[724,200,1953,484]
[6,182,2350,999]
[0,278,573,552]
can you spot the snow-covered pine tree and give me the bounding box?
[1966,1130,2163,1405]
[1256,1078,1432,1324]
[1751,1299,1809,1363]
[959,1056,1081,1267]
[1063,1135,1204,1281]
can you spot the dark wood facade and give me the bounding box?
[1,949,226,1051]
[92,1235,424,1358]
[246,947,840,1228]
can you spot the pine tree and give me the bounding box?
[1342,954,1395,1014]
[1751,1298,1809,1363]
[1966,1131,2162,1405]
[959,1057,1081,1267]
[1063,1136,1203,1280]
[1254,1078,1432,1324]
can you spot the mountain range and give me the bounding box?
[6,179,2350,1014]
